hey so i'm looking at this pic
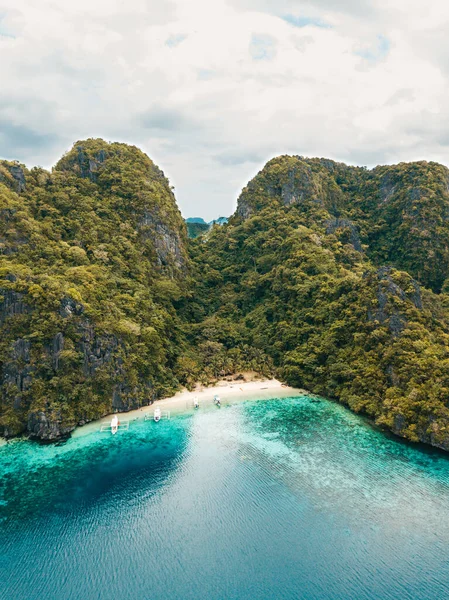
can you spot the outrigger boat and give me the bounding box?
[213,394,221,407]
[100,416,129,434]
[194,396,199,409]
[144,407,171,422]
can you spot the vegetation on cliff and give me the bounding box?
[235,155,449,292]
[189,156,449,450]
[0,140,189,440]
[3,145,449,451]
[0,140,270,441]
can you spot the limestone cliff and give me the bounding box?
[0,139,188,441]
[191,155,449,452]
[234,155,449,292]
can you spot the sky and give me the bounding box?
[0,0,449,220]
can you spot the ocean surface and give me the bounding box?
[2,395,449,600]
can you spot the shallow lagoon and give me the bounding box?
[2,395,449,599]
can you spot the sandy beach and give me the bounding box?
[72,377,307,439]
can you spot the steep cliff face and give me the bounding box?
[55,139,188,274]
[4,144,449,452]
[236,156,330,221]
[191,155,449,451]
[366,266,423,335]
[234,156,449,292]
[0,139,189,441]
[0,161,27,193]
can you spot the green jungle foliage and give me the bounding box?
[188,156,449,451]
[186,221,210,239]
[3,146,449,451]
[0,140,190,439]
[235,155,449,292]
[0,140,272,440]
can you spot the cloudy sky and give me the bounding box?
[0,0,448,219]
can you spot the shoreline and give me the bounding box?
[71,377,307,439]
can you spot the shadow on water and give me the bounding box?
[0,417,189,525]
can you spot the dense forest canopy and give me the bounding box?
[0,140,190,440]
[235,155,449,292]
[2,141,449,451]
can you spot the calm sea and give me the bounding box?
[2,396,449,599]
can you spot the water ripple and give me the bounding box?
[2,396,449,599]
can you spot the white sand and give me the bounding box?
[72,378,307,439]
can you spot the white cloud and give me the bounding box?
[1,0,449,219]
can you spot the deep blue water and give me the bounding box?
[2,395,449,599]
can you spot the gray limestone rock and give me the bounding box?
[60,297,85,318]
[27,410,75,443]
[325,218,363,252]
[139,209,185,270]
[0,289,30,324]
[0,163,26,193]
[367,266,422,336]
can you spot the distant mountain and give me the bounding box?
[186,221,210,239]
[185,217,207,224]
[185,216,229,238]
[209,217,229,226]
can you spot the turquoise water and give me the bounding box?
[2,395,449,599]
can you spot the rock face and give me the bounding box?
[236,156,324,220]
[0,162,26,193]
[366,267,423,336]
[234,155,449,292]
[27,410,75,443]
[391,411,449,452]
[74,145,107,181]
[77,324,118,378]
[139,209,185,270]
[59,297,84,318]
[279,163,320,206]
[5,311,154,441]
[0,289,30,324]
[0,139,188,442]
[3,339,33,409]
[325,218,363,252]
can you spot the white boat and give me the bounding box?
[213,395,221,406]
[194,396,199,409]
[99,418,129,434]
[154,407,162,422]
[111,415,119,435]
